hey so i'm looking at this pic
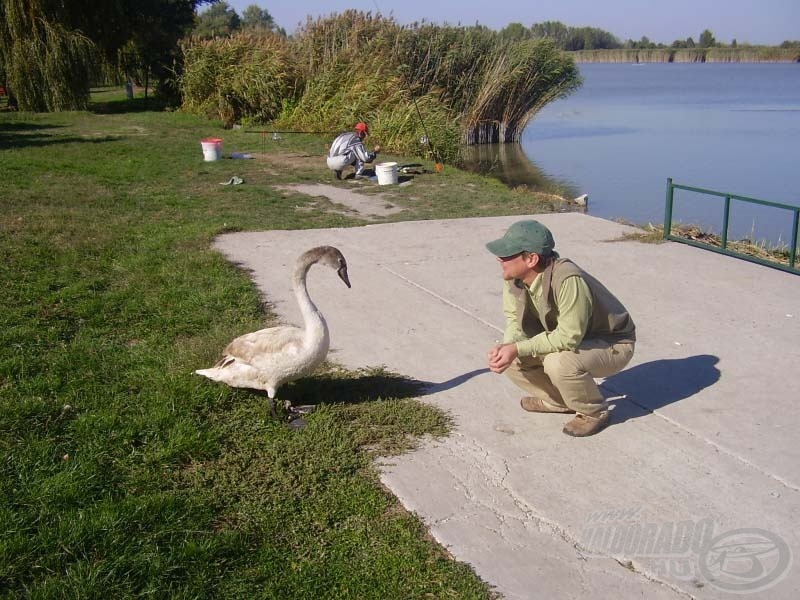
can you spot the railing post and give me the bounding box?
[664,178,674,239]
[791,209,799,269]
[721,196,731,249]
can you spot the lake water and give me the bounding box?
[469,63,800,246]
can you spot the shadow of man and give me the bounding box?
[602,354,721,424]
[421,368,490,394]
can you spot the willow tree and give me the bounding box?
[0,0,210,111]
[0,0,97,111]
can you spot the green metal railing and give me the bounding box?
[664,178,799,275]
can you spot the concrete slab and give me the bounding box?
[213,213,800,599]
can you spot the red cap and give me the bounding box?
[355,122,369,134]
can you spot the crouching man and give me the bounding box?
[327,122,381,179]
[486,220,636,437]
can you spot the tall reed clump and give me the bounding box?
[459,39,581,143]
[180,32,301,127]
[180,10,582,161]
[273,13,463,161]
[291,14,581,147]
[278,57,462,162]
[0,0,97,111]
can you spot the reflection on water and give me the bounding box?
[463,63,800,246]
[460,142,578,199]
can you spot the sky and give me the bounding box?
[221,0,799,46]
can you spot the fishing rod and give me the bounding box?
[245,130,336,135]
[404,69,444,173]
[371,0,444,172]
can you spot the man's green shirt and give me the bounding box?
[502,274,593,357]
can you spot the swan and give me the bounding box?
[195,246,351,410]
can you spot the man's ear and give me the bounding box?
[525,253,540,268]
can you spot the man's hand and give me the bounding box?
[488,342,518,374]
[374,144,381,153]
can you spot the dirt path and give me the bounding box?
[275,183,405,219]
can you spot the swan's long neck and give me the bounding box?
[293,256,327,347]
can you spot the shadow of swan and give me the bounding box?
[283,367,490,405]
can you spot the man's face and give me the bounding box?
[497,252,537,282]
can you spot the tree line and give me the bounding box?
[192,2,285,38]
[499,21,797,52]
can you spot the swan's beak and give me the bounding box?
[337,266,351,288]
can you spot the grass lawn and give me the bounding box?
[0,91,561,598]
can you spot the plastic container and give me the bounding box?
[375,161,399,185]
[201,138,223,161]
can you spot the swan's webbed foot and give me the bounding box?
[286,403,316,430]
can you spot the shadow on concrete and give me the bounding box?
[283,367,490,405]
[422,368,491,394]
[604,354,721,423]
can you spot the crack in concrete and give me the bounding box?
[617,557,699,600]
[431,436,701,598]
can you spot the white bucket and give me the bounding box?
[376,161,399,185]
[201,138,223,161]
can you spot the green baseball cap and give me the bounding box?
[486,220,555,257]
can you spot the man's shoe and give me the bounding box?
[563,411,610,437]
[520,396,574,413]
[334,170,342,180]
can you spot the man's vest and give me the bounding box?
[510,258,636,342]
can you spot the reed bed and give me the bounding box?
[572,47,800,63]
[704,47,800,62]
[181,33,300,127]
[179,11,581,162]
[571,49,648,63]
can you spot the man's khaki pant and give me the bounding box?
[504,338,635,416]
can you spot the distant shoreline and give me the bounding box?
[568,48,800,63]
